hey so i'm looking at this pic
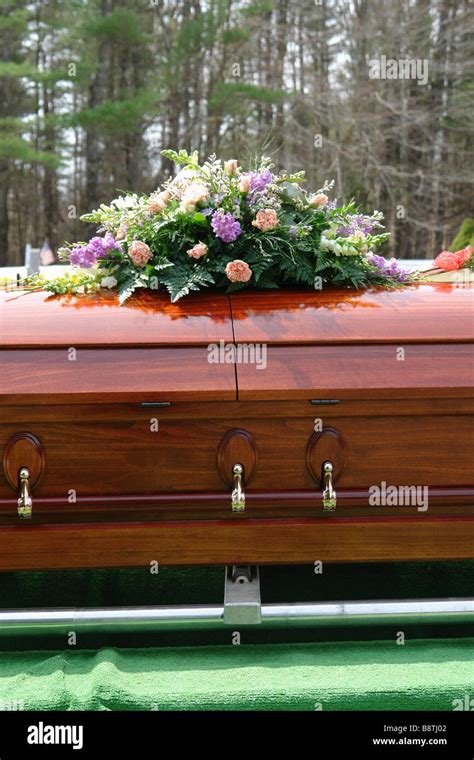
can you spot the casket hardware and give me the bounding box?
[231,463,245,513]
[223,565,261,625]
[140,402,171,408]
[17,468,33,519]
[322,461,337,511]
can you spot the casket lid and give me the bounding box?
[229,283,474,401]
[0,288,233,347]
[2,283,472,348]
[1,283,473,404]
[0,288,235,403]
[229,283,474,345]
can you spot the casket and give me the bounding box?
[1,282,473,571]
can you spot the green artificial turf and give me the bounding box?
[0,638,472,711]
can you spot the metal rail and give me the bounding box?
[0,598,473,636]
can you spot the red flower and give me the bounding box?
[455,245,473,266]
[433,245,473,271]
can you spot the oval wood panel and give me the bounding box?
[306,426,345,486]
[217,429,258,487]
[3,432,45,491]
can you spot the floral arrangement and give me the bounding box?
[29,149,419,304]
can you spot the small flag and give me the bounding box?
[40,239,55,265]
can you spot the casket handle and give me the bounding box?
[231,463,246,513]
[17,467,33,519]
[322,461,337,512]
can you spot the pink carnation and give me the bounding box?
[182,183,209,208]
[129,240,152,267]
[225,259,252,283]
[187,242,208,259]
[252,209,279,232]
[308,193,329,207]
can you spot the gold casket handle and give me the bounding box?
[322,461,337,512]
[231,463,245,513]
[17,467,33,519]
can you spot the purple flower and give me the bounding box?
[369,254,408,282]
[337,214,376,237]
[242,169,273,204]
[69,234,121,268]
[211,210,242,243]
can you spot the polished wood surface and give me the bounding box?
[0,403,472,498]
[216,428,258,486]
[3,432,45,489]
[1,284,473,569]
[0,288,233,347]
[230,283,474,344]
[0,516,471,570]
[2,283,473,351]
[0,487,472,525]
[236,344,474,399]
[306,427,345,486]
[0,348,235,403]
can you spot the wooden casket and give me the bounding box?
[0,282,473,571]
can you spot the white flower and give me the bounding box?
[111,195,139,210]
[100,276,118,289]
[319,236,330,251]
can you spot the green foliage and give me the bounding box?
[450,218,474,251]
[221,27,251,44]
[241,1,275,16]
[84,8,148,44]
[71,90,158,134]
[0,134,59,167]
[24,270,102,295]
[161,265,215,303]
[209,82,288,112]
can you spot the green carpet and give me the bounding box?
[0,638,472,711]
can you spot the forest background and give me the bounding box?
[1,0,472,266]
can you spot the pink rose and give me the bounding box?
[224,159,238,176]
[433,251,462,271]
[182,183,209,208]
[149,195,167,214]
[187,242,208,259]
[239,176,251,193]
[252,209,279,232]
[455,245,473,266]
[225,259,252,283]
[434,245,473,271]
[129,240,152,267]
[308,193,328,207]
